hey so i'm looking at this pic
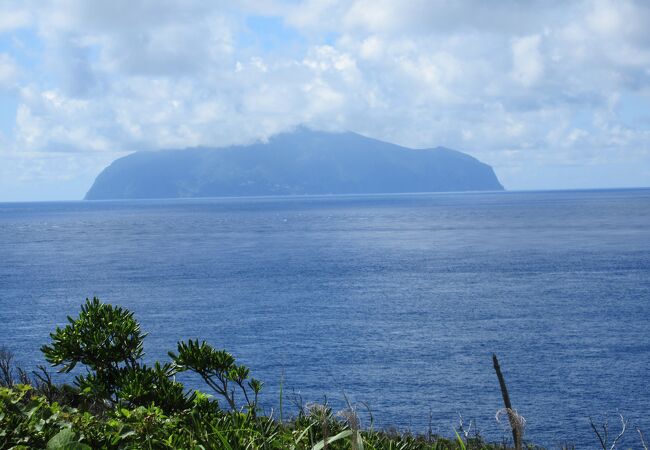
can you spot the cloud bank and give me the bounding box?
[1,0,650,199]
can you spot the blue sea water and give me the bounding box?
[1,189,649,448]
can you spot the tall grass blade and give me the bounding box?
[454,429,467,450]
[311,429,353,450]
[291,422,315,449]
[279,368,284,423]
[212,429,234,450]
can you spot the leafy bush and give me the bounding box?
[41,298,145,403]
[1,385,497,449]
[40,297,192,413]
[0,385,92,449]
[105,362,194,413]
[170,339,263,414]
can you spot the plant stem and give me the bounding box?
[492,354,521,450]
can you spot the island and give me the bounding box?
[85,128,504,200]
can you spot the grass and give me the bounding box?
[0,383,531,449]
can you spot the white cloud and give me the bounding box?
[358,36,383,60]
[0,2,30,33]
[0,53,18,88]
[511,35,544,87]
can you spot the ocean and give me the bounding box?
[1,189,649,448]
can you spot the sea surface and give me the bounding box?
[1,189,649,448]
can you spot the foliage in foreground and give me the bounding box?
[1,298,537,449]
[1,384,511,450]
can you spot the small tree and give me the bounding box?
[41,298,145,402]
[41,297,191,412]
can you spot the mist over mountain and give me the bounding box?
[85,129,503,200]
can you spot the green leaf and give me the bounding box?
[291,423,314,449]
[46,428,92,450]
[25,404,41,419]
[454,429,467,450]
[47,428,76,448]
[311,429,354,450]
[353,430,365,450]
[212,429,234,450]
[120,430,136,439]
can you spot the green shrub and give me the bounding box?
[0,385,92,449]
[170,339,263,414]
[40,297,191,413]
[41,298,145,403]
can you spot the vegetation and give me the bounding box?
[0,297,639,449]
[0,382,510,450]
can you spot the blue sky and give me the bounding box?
[1,0,649,201]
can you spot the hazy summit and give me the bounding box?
[85,129,503,200]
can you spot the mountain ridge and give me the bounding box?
[85,129,504,200]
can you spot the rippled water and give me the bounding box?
[1,189,649,448]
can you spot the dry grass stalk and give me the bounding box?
[638,427,649,450]
[492,354,523,450]
[589,414,627,450]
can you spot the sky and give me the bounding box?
[0,0,649,201]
